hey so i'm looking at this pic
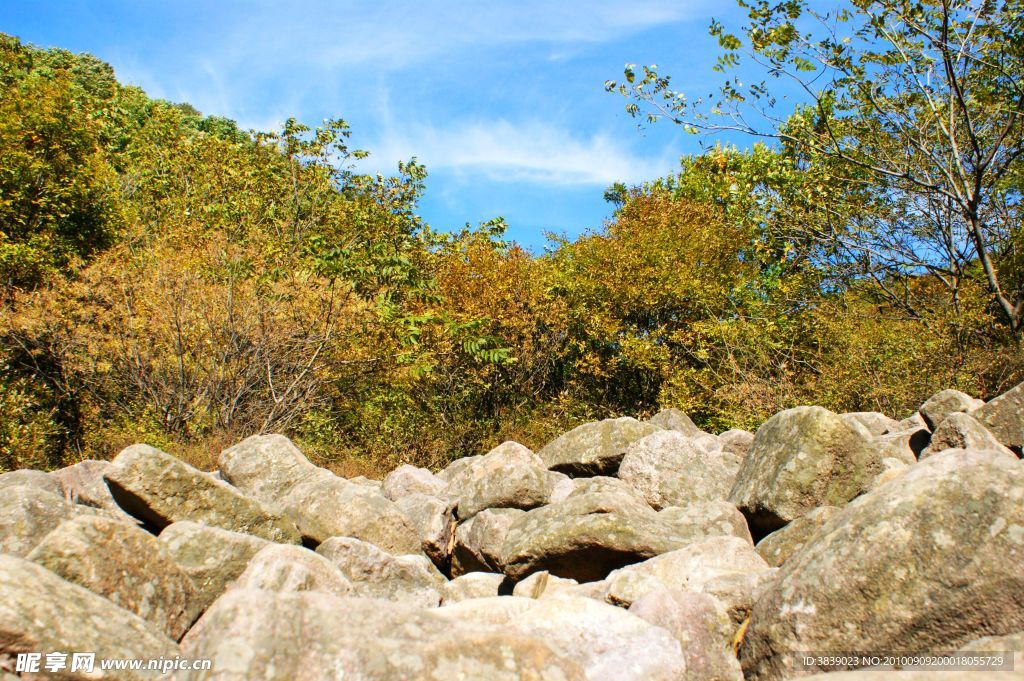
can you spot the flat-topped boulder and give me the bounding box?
[538,417,661,476]
[181,589,586,681]
[159,521,271,613]
[105,444,299,543]
[316,536,445,607]
[219,434,420,552]
[618,429,738,509]
[0,484,74,556]
[28,515,199,640]
[496,491,693,582]
[0,554,180,679]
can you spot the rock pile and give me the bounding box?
[1,383,1023,680]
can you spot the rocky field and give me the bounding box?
[1,385,1023,680]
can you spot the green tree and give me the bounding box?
[609,0,1024,332]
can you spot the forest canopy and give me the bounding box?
[1,4,1022,475]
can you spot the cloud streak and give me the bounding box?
[366,118,677,186]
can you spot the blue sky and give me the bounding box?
[2,1,752,247]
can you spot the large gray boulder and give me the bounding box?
[105,444,299,543]
[739,448,1024,681]
[180,589,585,681]
[602,535,770,607]
[658,500,753,545]
[439,572,506,603]
[618,430,738,510]
[971,381,1024,453]
[920,412,1011,459]
[841,412,900,437]
[51,460,122,513]
[451,507,524,576]
[449,441,559,519]
[628,589,744,681]
[392,492,456,568]
[496,491,695,582]
[315,536,445,607]
[27,515,199,640]
[160,521,271,613]
[728,406,887,538]
[381,464,447,501]
[512,570,581,599]
[435,454,483,483]
[230,543,354,597]
[919,388,985,430]
[0,484,74,556]
[755,505,839,567]
[0,469,62,496]
[538,417,661,477]
[648,408,704,437]
[434,595,688,681]
[0,554,180,679]
[719,429,755,458]
[1,483,75,557]
[873,426,930,462]
[219,435,420,553]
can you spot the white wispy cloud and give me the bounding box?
[365,118,677,186]
[217,0,714,70]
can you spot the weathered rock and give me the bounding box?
[658,500,753,545]
[50,459,126,515]
[106,444,299,543]
[719,429,755,458]
[868,456,911,489]
[0,469,61,496]
[619,430,738,510]
[497,491,693,582]
[451,507,524,576]
[728,406,887,538]
[841,412,900,437]
[381,464,447,501]
[513,570,580,599]
[0,485,73,556]
[538,417,661,477]
[450,441,558,519]
[160,521,271,613]
[439,572,506,603]
[219,435,420,552]
[971,381,1024,454]
[316,536,444,607]
[603,535,770,607]
[181,589,585,681]
[874,426,930,462]
[740,448,1024,681]
[435,595,688,681]
[0,554,180,678]
[919,388,985,431]
[628,589,744,681]
[231,543,354,597]
[755,505,840,567]
[920,412,1011,459]
[565,475,648,503]
[347,475,381,489]
[27,515,199,640]
[889,411,927,433]
[392,492,456,568]
[435,454,482,483]
[701,567,779,625]
[648,408,704,437]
